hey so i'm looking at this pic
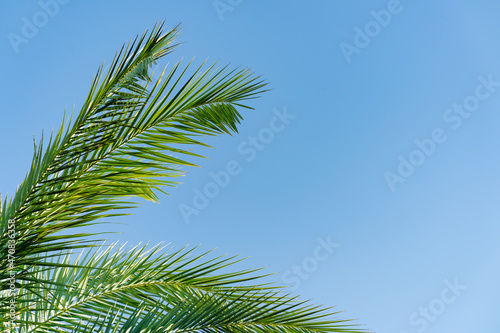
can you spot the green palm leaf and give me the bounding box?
[0,22,367,333]
[11,244,361,333]
[0,22,266,286]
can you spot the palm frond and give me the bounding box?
[9,244,363,333]
[0,22,365,333]
[0,22,267,287]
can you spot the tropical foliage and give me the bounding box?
[0,23,364,332]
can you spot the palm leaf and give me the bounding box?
[0,22,266,289]
[0,22,366,333]
[8,244,362,333]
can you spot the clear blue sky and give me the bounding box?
[2,1,500,332]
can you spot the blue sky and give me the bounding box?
[2,0,500,332]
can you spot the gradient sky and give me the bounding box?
[2,1,500,332]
